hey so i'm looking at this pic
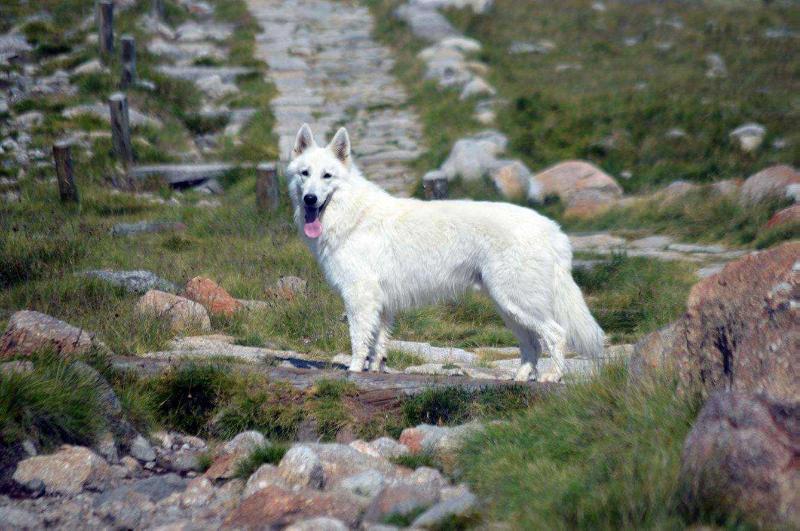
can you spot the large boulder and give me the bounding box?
[669,242,799,402]
[13,445,111,495]
[135,290,211,333]
[740,164,800,205]
[0,310,96,358]
[680,392,799,528]
[183,276,241,317]
[765,204,800,230]
[531,160,623,217]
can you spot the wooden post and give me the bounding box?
[97,1,114,58]
[423,171,448,200]
[256,162,280,211]
[151,0,165,20]
[109,93,133,165]
[53,141,79,203]
[120,35,136,88]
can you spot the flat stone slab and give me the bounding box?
[388,340,477,364]
[156,65,256,83]
[111,221,187,236]
[80,270,179,294]
[131,163,240,185]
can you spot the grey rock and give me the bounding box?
[95,473,188,506]
[130,435,157,462]
[338,469,386,499]
[394,5,459,43]
[111,221,187,236]
[705,53,727,79]
[81,269,179,294]
[440,130,507,181]
[0,507,41,529]
[278,445,324,489]
[285,517,349,531]
[243,464,289,498]
[729,123,766,152]
[369,437,410,460]
[412,490,477,527]
[221,430,267,456]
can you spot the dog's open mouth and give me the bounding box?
[303,196,330,239]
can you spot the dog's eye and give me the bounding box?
[300,169,309,177]
[323,172,332,179]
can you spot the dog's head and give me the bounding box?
[287,123,352,239]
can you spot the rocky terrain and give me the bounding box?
[1,0,798,529]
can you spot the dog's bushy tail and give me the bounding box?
[553,264,605,359]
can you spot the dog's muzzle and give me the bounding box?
[302,195,331,239]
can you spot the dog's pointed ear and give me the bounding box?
[292,123,316,158]
[328,127,351,165]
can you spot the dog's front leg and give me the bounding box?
[345,293,381,372]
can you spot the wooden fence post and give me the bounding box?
[151,0,165,20]
[109,93,134,165]
[120,35,137,88]
[256,162,280,211]
[53,141,79,203]
[97,1,114,58]
[423,171,448,200]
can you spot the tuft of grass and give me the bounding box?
[385,349,425,370]
[391,452,442,472]
[150,363,234,436]
[402,385,539,427]
[459,363,703,529]
[382,506,428,527]
[0,356,105,449]
[234,443,288,479]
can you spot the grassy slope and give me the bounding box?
[459,364,704,529]
[367,0,799,246]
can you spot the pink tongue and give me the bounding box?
[304,219,322,238]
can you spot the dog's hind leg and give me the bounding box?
[537,320,567,382]
[501,318,543,382]
[369,313,393,373]
[345,292,382,372]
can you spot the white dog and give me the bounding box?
[288,124,604,382]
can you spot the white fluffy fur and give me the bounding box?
[288,124,604,381]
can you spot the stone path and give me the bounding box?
[247,0,425,196]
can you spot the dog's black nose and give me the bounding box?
[303,194,317,206]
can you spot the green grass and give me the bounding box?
[458,363,703,529]
[402,385,540,427]
[0,355,105,449]
[366,0,798,249]
[234,443,288,479]
[573,253,696,343]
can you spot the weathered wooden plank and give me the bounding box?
[53,141,78,203]
[256,162,280,211]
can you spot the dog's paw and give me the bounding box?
[348,358,368,372]
[513,363,535,382]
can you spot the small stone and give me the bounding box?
[135,290,212,333]
[412,490,478,527]
[369,437,410,460]
[364,480,440,523]
[183,276,242,317]
[268,276,307,300]
[81,270,179,295]
[704,53,727,78]
[338,469,386,499]
[729,123,766,152]
[111,220,187,236]
[181,476,214,507]
[285,517,349,531]
[72,58,105,75]
[196,75,239,98]
[130,435,156,462]
[459,76,495,100]
[278,445,324,489]
[243,464,289,499]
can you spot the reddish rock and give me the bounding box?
[399,427,425,454]
[135,290,211,333]
[669,242,799,402]
[680,392,800,528]
[740,164,800,205]
[184,277,241,316]
[765,204,800,229]
[222,485,362,529]
[13,445,111,495]
[363,481,440,523]
[0,310,95,359]
[532,160,623,215]
[489,160,530,200]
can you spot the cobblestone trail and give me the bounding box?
[248,0,425,196]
